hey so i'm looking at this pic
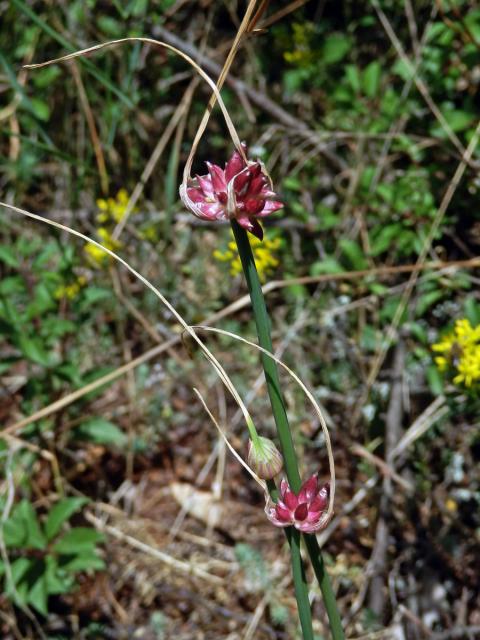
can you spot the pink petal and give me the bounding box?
[275,504,293,522]
[187,187,207,203]
[280,478,289,498]
[244,198,265,216]
[296,520,319,533]
[249,163,262,179]
[249,174,268,196]
[225,149,246,182]
[298,474,318,502]
[265,508,290,528]
[207,162,227,193]
[197,174,214,197]
[233,168,252,196]
[309,490,328,513]
[196,202,225,220]
[258,200,284,216]
[294,503,308,522]
[283,489,298,511]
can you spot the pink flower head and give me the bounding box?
[180,144,283,240]
[265,474,331,533]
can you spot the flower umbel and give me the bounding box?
[181,144,283,240]
[432,318,480,388]
[265,474,330,533]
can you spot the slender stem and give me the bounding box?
[231,221,301,491]
[287,528,314,640]
[231,220,345,640]
[304,535,344,638]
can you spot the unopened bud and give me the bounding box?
[247,437,283,480]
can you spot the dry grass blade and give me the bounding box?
[84,511,223,584]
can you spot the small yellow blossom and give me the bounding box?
[445,498,457,513]
[84,228,123,267]
[54,275,87,300]
[214,232,282,282]
[139,224,159,243]
[432,318,480,388]
[96,188,136,224]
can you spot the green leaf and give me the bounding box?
[45,497,89,541]
[310,257,344,275]
[74,418,127,446]
[0,246,20,268]
[44,555,72,594]
[362,61,381,98]
[54,527,104,554]
[9,557,31,588]
[0,275,24,295]
[370,223,402,256]
[60,552,105,573]
[17,334,51,367]
[339,239,368,270]
[79,286,112,309]
[416,290,444,317]
[427,365,444,396]
[3,500,46,549]
[26,282,55,318]
[2,514,28,548]
[97,15,122,37]
[464,298,480,326]
[322,34,351,64]
[431,110,475,137]
[27,567,48,616]
[345,64,361,93]
[19,499,47,549]
[29,97,50,122]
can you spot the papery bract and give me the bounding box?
[265,474,330,533]
[180,144,283,240]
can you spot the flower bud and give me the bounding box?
[247,437,283,480]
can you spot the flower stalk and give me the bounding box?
[231,220,344,640]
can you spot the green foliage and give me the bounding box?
[0,497,103,615]
[74,418,128,446]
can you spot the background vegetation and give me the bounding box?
[1,0,479,638]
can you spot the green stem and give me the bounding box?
[231,221,344,640]
[288,528,314,640]
[304,535,344,638]
[231,221,301,492]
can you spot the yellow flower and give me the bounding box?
[85,228,123,267]
[445,498,457,513]
[214,232,282,282]
[54,275,87,300]
[432,318,480,388]
[96,188,135,224]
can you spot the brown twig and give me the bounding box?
[70,60,109,195]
